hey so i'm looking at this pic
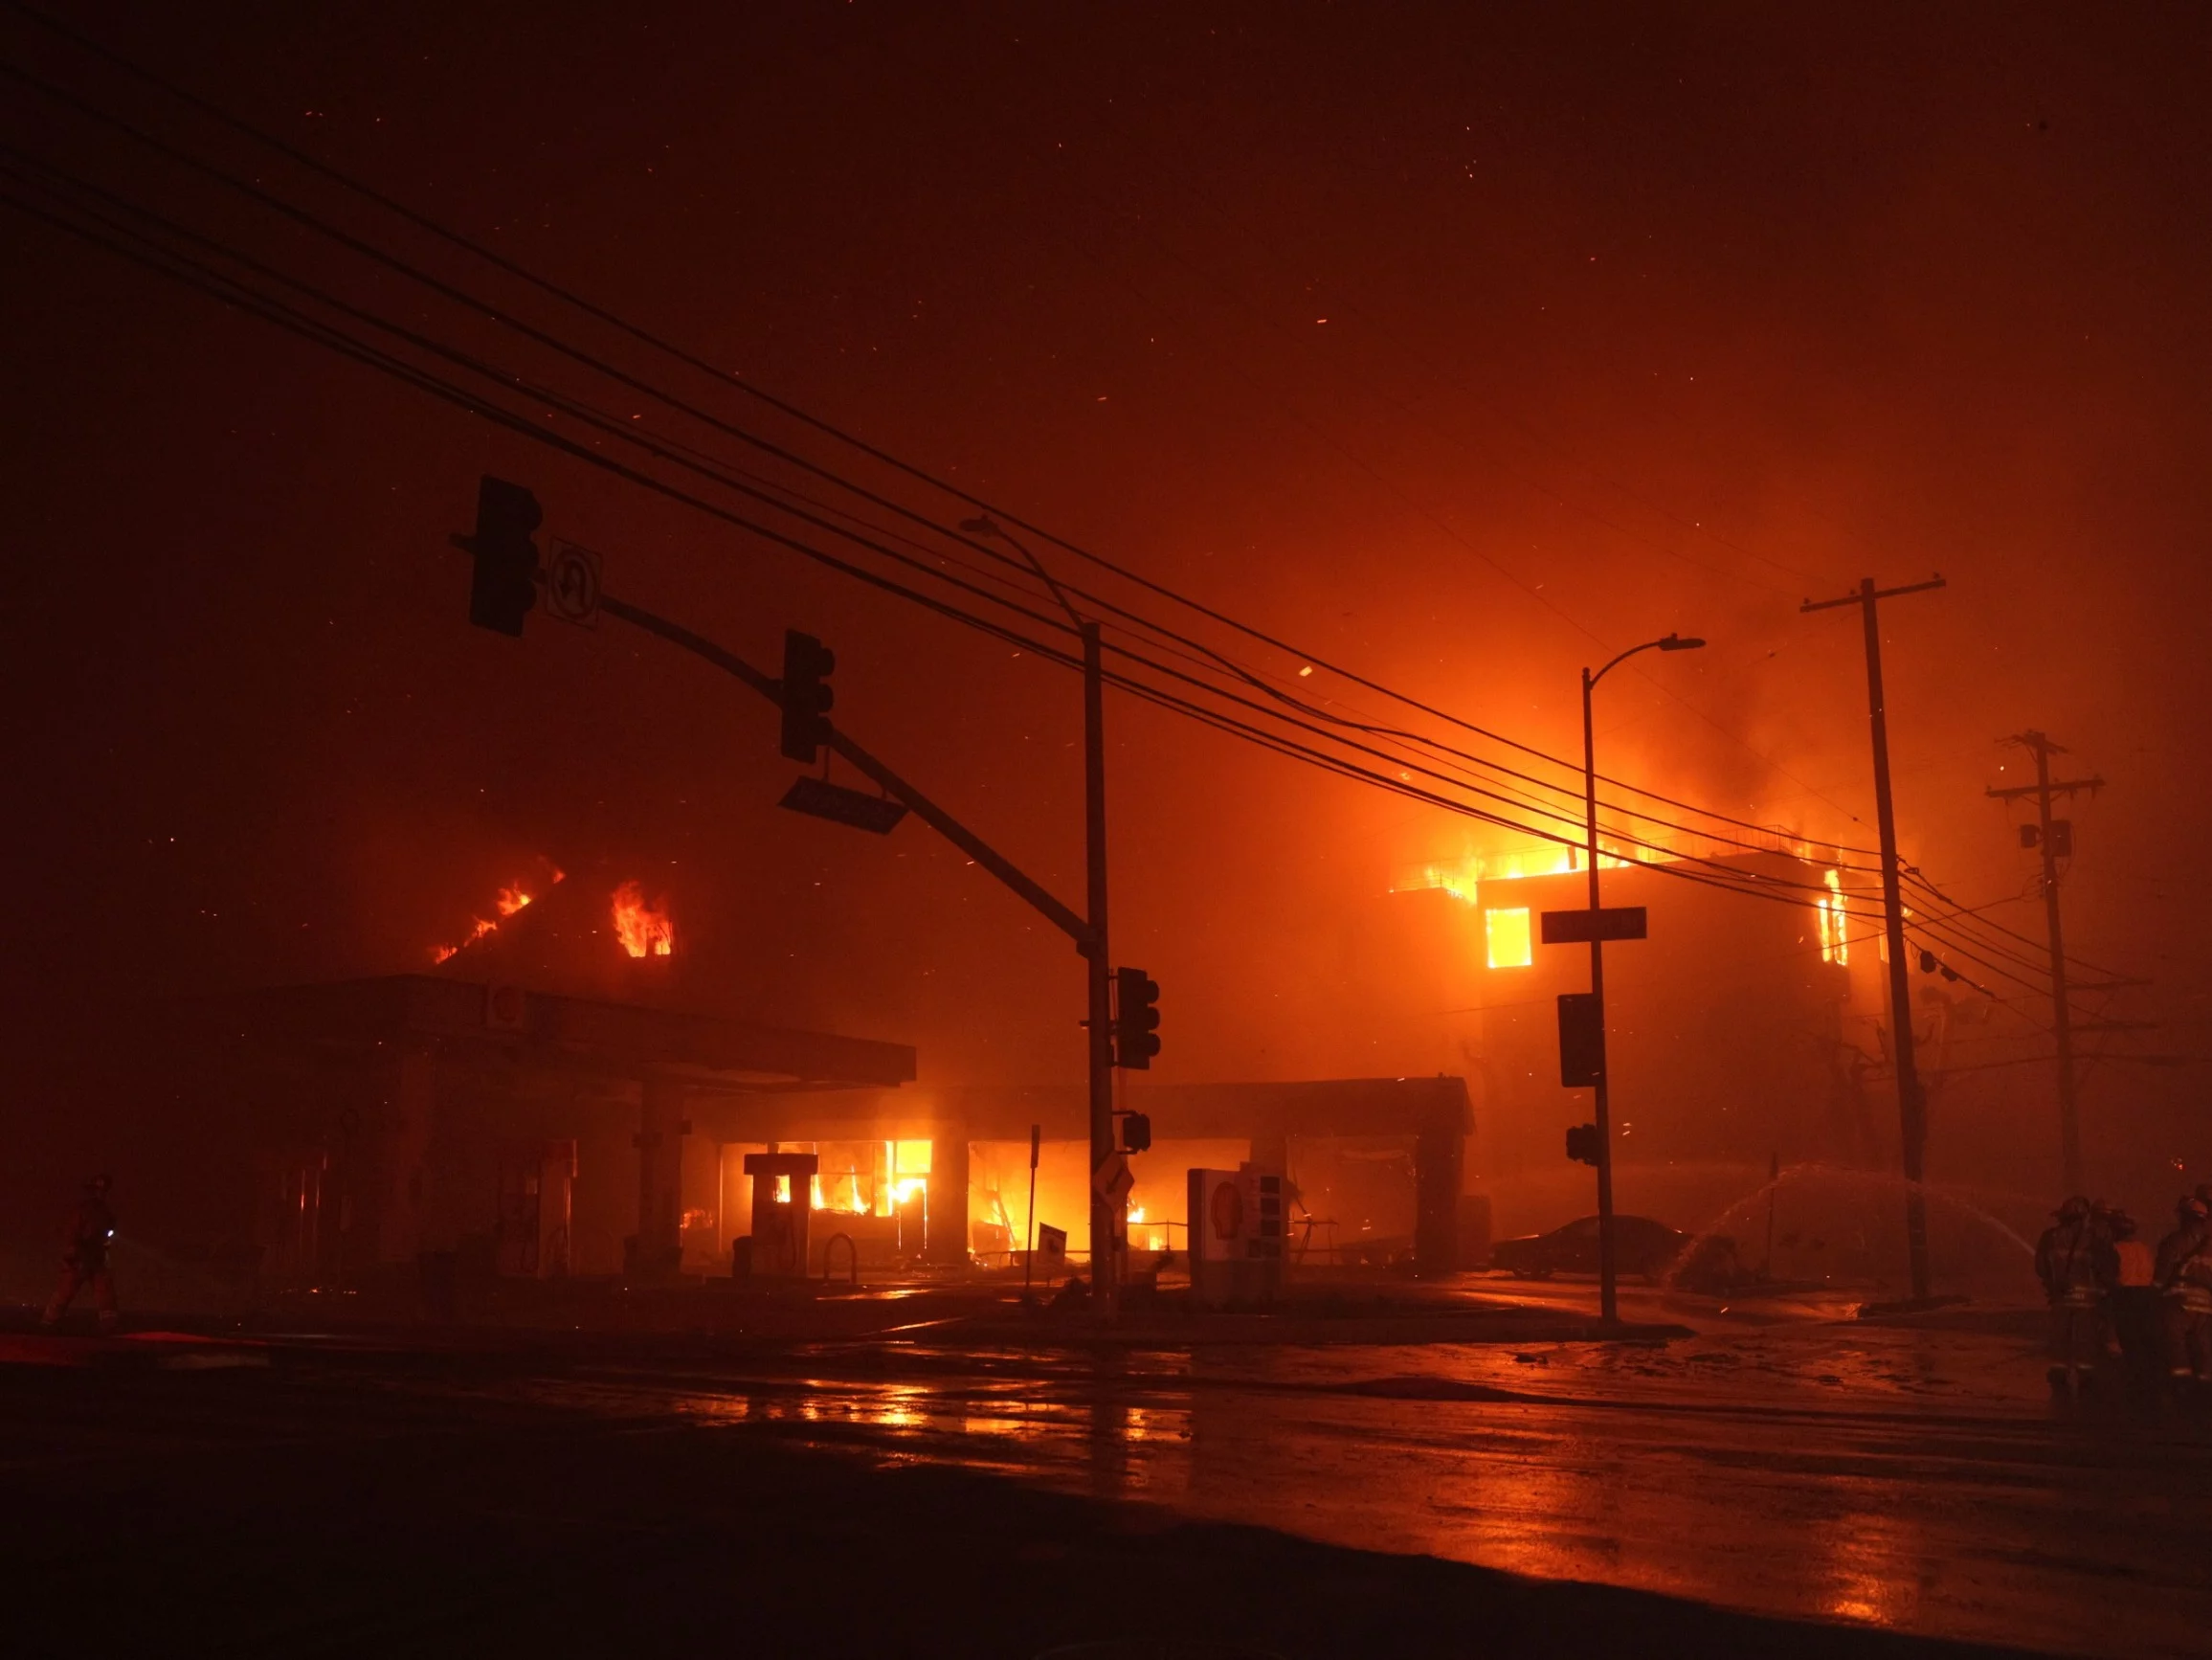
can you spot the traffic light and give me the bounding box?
[457,475,542,636]
[1120,1110,1152,1155]
[1113,966,1161,1069]
[779,629,836,762]
[1565,1123,1599,1166]
[1556,992,1604,1088]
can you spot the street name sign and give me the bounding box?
[1539,906,1648,945]
[778,775,909,835]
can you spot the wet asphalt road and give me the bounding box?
[480,1285,2211,1658]
[7,1282,2208,1657]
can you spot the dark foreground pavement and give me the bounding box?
[0,1353,2026,1660]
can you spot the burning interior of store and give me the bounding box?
[701,1076,1473,1278]
[136,869,1477,1290]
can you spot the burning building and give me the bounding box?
[1369,844,1910,1241]
[702,1076,1472,1277]
[137,861,1486,1291]
[192,869,916,1286]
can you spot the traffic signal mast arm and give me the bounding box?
[598,593,1095,952]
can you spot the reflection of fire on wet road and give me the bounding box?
[474,1311,2209,1660]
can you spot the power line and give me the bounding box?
[1902,865,2129,986]
[3,175,1718,876]
[0,51,1887,887]
[1,3,1891,864]
[12,20,2027,953]
[0,72,1889,898]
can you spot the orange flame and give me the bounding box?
[1819,867,1849,965]
[809,1172,872,1214]
[612,881,675,957]
[432,871,559,963]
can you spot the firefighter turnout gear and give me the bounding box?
[2155,1200,2212,1381]
[2035,1199,2115,1394]
[41,1176,119,1332]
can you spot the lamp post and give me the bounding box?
[1581,632,1705,1327]
[961,517,1120,1316]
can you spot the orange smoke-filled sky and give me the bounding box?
[3,4,2207,1183]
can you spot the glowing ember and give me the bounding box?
[431,871,559,963]
[612,881,675,957]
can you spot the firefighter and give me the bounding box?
[2104,1209,2159,1392]
[2034,1195,2113,1398]
[40,1174,120,1333]
[2155,1196,2212,1387]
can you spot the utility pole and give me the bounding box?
[1987,731,2103,1196]
[1801,574,1945,1304]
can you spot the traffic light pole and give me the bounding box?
[961,517,1128,1314]
[1084,619,1120,1316]
[1802,575,1945,1304]
[461,487,1132,1315]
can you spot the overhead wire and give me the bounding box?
[1902,865,2131,985]
[1,0,1892,864]
[0,151,1866,903]
[0,48,1891,885]
[0,171,1713,873]
[18,14,2134,965]
[0,62,1890,905]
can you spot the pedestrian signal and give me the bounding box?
[1565,1123,1600,1166]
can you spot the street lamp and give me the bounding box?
[961,515,1122,1316]
[1581,631,1705,1328]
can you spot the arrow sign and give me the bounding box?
[1540,906,1648,945]
[543,539,603,627]
[1092,1153,1134,1207]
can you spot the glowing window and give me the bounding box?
[1818,868,1849,965]
[1485,907,1533,969]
